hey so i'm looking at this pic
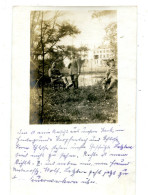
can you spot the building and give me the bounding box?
[93,45,115,66]
[80,45,115,73]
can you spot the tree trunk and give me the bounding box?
[41,12,44,124]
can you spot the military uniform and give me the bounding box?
[48,66,67,89]
[102,59,117,91]
[68,59,81,89]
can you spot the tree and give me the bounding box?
[30,11,80,123]
[92,10,116,19]
[92,11,117,61]
[104,22,117,61]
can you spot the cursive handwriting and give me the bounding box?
[12,127,134,184]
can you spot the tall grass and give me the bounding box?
[30,82,118,124]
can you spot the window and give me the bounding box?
[94,55,98,59]
[100,55,102,58]
[100,50,102,53]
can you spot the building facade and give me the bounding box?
[93,46,115,66]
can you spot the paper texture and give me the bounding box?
[11,6,136,195]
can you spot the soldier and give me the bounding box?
[68,54,81,89]
[107,59,117,90]
[48,62,69,89]
[102,59,117,91]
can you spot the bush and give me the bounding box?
[87,93,98,102]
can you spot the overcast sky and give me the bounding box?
[44,9,116,49]
[57,10,117,49]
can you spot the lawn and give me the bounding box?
[30,82,118,124]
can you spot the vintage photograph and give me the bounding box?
[30,9,118,124]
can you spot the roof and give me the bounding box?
[97,45,110,49]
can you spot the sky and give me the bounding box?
[58,10,117,49]
[44,9,117,49]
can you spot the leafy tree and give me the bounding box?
[60,45,88,59]
[104,22,117,61]
[30,11,80,123]
[92,10,116,19]
[92,11,117,61]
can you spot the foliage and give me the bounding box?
[92,10,116,19]
[30,11,80,86]
[30,82,118,124]
[104,22,117,60]
[30,11,81,123]
[60,45,89,59]
[92,11,117,61]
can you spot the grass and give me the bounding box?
[30,82,118,124]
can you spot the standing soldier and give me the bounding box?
[68,54,81,89]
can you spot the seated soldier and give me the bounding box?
[102,59,117,91]
[48,63,69,89]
